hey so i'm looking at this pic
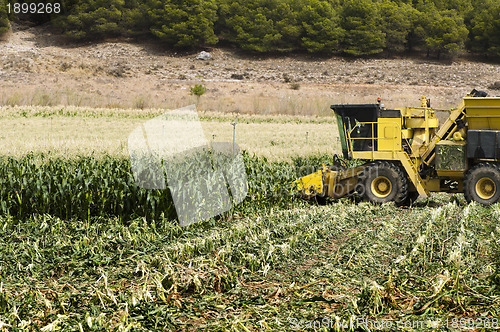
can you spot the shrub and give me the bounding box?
[190,84,207,97]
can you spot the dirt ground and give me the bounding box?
[1,22,500,115]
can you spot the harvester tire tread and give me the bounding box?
[358,161,409,205]
[464,162,500,205]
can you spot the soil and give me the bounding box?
[1,22,500,113]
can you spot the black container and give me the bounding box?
[467,130,500,160]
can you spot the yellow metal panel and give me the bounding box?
[326,165,367,199]
[377,118,401,151]
[396,151,429,197]
[327,171,336,197]
[423,178,464,192]
[464,97,500,130]
[295,165,368,199]
[331,177,358,198]
[424,178,441,192]
[411,129,426,154]
[435,170,465,178]
[401,129,412,139]
[405,118,439,129]
[403,107,425,117]
[293,170,324,197]
[352,151,399,160]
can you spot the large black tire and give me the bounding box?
[464,163,500,205]
[357,161,409,205]
[396,190,420,207]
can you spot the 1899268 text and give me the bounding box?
[6,2,61,14]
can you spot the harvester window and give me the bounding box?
[341,115,375,151]
[331,104,380,155]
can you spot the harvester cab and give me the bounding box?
[294,90,500,205]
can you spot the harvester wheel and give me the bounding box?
[464,163,500,205]
[358,161,408,205]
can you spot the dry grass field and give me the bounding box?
[0,105,338,160]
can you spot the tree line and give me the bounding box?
[1,0,499,58]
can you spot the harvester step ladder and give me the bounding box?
[398,151,429,198]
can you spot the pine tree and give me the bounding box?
[468,0,500,56]
[56,0,125,40]
[231,0,282,52]
[218,0,300,52]
[377,0,413,53]
[1,0,494,56]
[299,0,344,53]
[121,0,152,36]
[0,0,10,35]
[421,0,473,16]
[340,0,386,56]
[405,5,432,53]
[421,7,469,58]
[149,0,218,49]
[267,0,301,51]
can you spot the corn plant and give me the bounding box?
[0,152,330,222]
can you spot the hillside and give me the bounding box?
[1,23,500,115]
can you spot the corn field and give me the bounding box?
[0,152,336,222]
[0,152,499,331]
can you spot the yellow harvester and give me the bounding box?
[295,89,500,205]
